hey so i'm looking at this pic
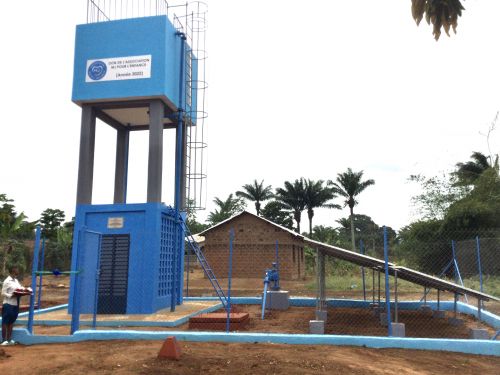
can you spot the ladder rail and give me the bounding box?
[181,219,228,309]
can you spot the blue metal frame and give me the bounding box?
[383,226,392,336]
[27,226,42,334]
[36,237,46,311]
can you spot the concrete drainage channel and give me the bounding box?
[9,297,500,356]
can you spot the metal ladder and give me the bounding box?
[180,219,228,309]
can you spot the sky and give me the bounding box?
[1,1,499,231]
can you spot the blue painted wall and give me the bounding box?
[72,15,197,121]
[68,203,184,314]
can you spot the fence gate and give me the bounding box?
[97,234,130,314]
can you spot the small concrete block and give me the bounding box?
[419,305,433,316]
[469,328,490,340]
[391,323,405,338]
[433,310,446,319]
[316,310,327,321]
[379,312,393,326]
[264,290,289,310]
[372,307,382,317]
[309,320,324,334]
[448,317,464,326]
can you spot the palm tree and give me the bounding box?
[328,169,375,251]
[275,179,306,233]
[236,180,273,216]
[411,0,465,41]
[303,179,340,238]
[207,194,246,226]
[455,151,499,186]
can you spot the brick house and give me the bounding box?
[199,211,305,280]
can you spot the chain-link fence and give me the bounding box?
[19,222,500,340]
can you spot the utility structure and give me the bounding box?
[69,1,208,316]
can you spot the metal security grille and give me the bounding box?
[159,215,175,297]
[97,234,130,314]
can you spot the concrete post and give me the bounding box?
[114,128,129,204]
[76,105,96,205]
[147,100,164,203]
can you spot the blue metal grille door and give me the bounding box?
[97,234,130,314]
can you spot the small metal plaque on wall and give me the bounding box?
[107,217,124,229]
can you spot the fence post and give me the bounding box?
[360,239,366,301]
[226,228,234,333]
[475,236,483,294]
[383,226,392,336]
[27,226,42,334]
[37,236,46,311]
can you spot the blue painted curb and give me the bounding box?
[11,328,500,356]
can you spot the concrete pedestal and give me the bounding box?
[432,310,446,319]
[448,317,464,326]
[419,305,433,316]
[316,310,327,321]
[380,312,394,326]
[391,323,406,337]
[264,290,289,310]
[309,320,325,334]
[372,307,382,317]
[469,328,489,340]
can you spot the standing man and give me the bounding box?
[1,266,31,345]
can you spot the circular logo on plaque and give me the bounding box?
[87,61,107,81]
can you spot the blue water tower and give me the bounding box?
[68,1,207,317]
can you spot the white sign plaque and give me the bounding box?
[86,55,152,82]
[107,217,124,229]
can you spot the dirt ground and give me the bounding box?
[5,274,498,374]
[1,340,499,375]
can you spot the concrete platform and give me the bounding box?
[188,312,250,331]
[18,301,221,327]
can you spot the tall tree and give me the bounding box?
[0,194,29,276]
[40,208,65,240]
[411,0,465,41]
[207,194,246,226]
[261,200,294,230]
[236,180,273,216]
[303,179,340,238]
[454,151,498,186]
[275,179,306,233]
[329,169,375,251]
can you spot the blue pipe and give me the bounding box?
[261,279,269,320]
[383,226,392,336]
[37,237,46,311]
[275,240,280,290]
[227,229,234,332]
[27,226,42,334]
